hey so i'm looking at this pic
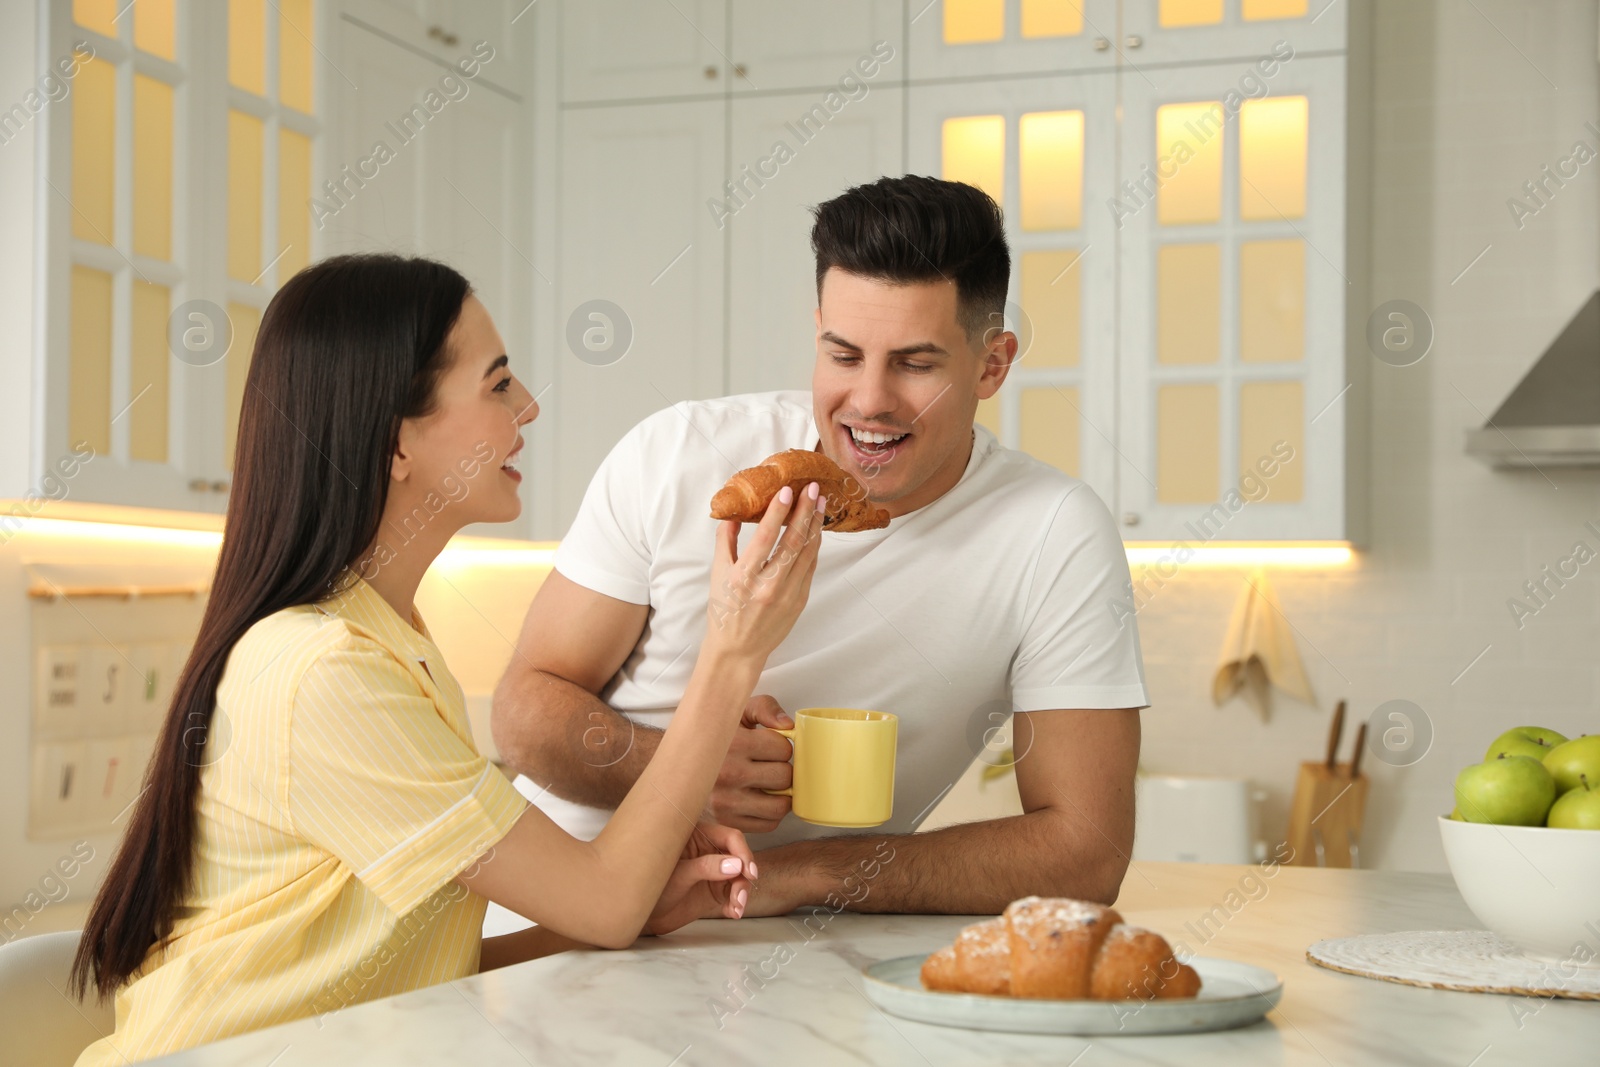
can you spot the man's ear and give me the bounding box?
[976,330,1018,400]
[391,417,417,484]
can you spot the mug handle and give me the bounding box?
[762,727,797,797]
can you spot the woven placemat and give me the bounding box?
[1307,930,1600,999]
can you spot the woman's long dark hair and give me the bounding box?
[70,254,472,999]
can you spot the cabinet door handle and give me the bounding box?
[210,481,230,494]
[704,65,719,79]
[733,63,747,78]
[1094,36,1110,51]
[1124,34,1144,49]
[188,478,209,493]
[1122,512,1141,527]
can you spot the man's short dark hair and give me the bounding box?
[811,175,1010,343]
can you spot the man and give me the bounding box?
[492,175,1147,915]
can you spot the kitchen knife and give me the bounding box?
[1324,699,1346,771]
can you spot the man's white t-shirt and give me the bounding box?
[522,390,1148,849]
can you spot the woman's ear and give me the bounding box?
[391,417,418,484]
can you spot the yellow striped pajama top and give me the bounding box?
[77,570,527,1064]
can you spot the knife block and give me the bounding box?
[1285,761,1369,867]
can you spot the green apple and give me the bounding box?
[1546,775,1600,830]
[1485,726,1568,763]
[1448,807,1463,821]
[1542,735,1600,794]
[1454,754,1557,826]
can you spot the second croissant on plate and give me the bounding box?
[921,897,1203,1001]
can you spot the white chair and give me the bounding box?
[0,931,117,1067]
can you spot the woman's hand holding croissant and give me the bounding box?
[703,479,824,669]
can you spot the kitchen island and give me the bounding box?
[146,863,1594,1065]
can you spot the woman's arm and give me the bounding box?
[458,484,823,948]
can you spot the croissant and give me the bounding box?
[919,897,1202,1001]
[709,448,889,532]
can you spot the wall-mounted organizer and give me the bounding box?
[26,562,208,840]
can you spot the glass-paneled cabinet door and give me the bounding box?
[1116,55,1349,542]
[908,0,1119,81]
[43,0,195,511]
[908,73,1119,513]
[45,0,320,514]
[210,0,322,494]
[1119,0,1346,67]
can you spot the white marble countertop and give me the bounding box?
[148,863,1596,1065]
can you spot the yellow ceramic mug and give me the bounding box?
[767,707,898,827]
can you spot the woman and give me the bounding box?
[70,254,824,1063]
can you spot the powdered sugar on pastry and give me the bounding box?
[1004,897,1111,950]
[956,918,1010,959]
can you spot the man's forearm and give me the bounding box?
[748,810,1130,916]
[479,926,590,971]
[493,667,665,810]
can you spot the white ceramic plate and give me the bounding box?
[861,954,1283,1036]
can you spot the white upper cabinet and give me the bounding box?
[554,99,728,530]
[1119,0,1345,66]
[728,0,904,93]
[321,0,534,537]
[320,7,438,258]
[560,0,728,103]
[908,0,1120,80]
[907,73,1121,514]
[367,0,519,66]
[727,85,907,397]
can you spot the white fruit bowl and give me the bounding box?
[1438,815,1600,965]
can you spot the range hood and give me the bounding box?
[1466,291,1600,468]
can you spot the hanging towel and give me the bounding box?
[1212,568,1315,718]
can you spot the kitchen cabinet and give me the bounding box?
[17,0,535,531]
[19,0,1363,541]
[727,87,907,397]
[553,99,728,527]
[559,0,728,103]
[321,0,528,375]
[1115,53,1353,540]
[907,0,1119,80]
[542,0,1366,543]
[368,0,518,62]
[539,1,909,535]
[906,0,1345,78]
[907,73,1120,512]
[910,0,1367,543]
[559,0,902,104]
[319,0,535,534]
[728,0,904,93]
[1119,0,1346,66]
[29,0,325,514]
